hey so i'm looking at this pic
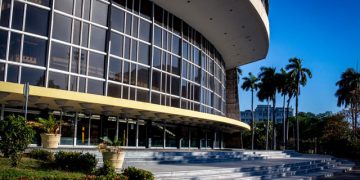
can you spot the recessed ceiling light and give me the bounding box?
[229,9,233,12]
[224,32,227,35]
[209,18,213,20]
[187,0,191,3]
[232,44,236,47]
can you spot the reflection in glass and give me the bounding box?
[75,0,82,17]
[109,58,122,82]
[152,70,161,91]
[7,65,19,83]
[110,32,123,57]
[53,13,72,42]
[111,6,125,32]
[80,50,88,75]
[152,123,163,147]
[92,0,108,26]
[23,36,47,67]
[153,48,161,69]
[137,89,149,102]
[88,52,105,78]
[21,67,45,86]
[48,71,68,90]
[9,33,21,62]
[25,6,49,36]
[87,79,104,95]
[90,25,106,51]
[139,19,151,42]
[0,30,8,60]
[130,63,136,85]
[55,0,73,14]
[12,1,24,30]
[0,0,11,27]
[73,20,81,45]
[76,117,89,145]
[108,83,122,98]
[138,42,150,65]
[137,65,149,88]
[60,115,75,145]
[50,42,70,71]
[172,35,181,55]
[71,48,79,73]
[123,61,130,84]
[70,75,77,91]
[82,23,89,47]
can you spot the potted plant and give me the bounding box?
[99,137,125,169]
[32,114,61,148]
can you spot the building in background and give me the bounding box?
[0,0,269,149]
[241,105,294,124]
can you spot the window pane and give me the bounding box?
[154,5,162,25]
[171,55,180,75]
[70,75,77,91]
[90,26,106,51]
[79,77,86,92]
[12,1,24,30]
[28,0,50,7]
[83,0,91,20]
[140,0,152,19]
[171,76,180,96]
[21,67,45,86]
[172,35,181,55]
[87,79,104,95]
[108,83,121,98]
[194,48,200,65]
[50,42,70,71]
[48,71,68,90]
[80,50,87,75]
[132,16,138,37]
[152,70,160,91]
[8,33,21,62]
[131,40,137,61]
[109,58,122,82]
[151,92,160,104]
[7,65,18,83]
[137,65,148,88]
[111,6,125,32]
[137,89,149,102]
[82,23,89,47]
[125,13,131,35]
[154,26,161,47]
[0,30,8,60]
[92,0,108,26]
[25,6,49,36]
[88,52,105,78]
[153,48,161,69]
[113,0,125,7]
[130,63,136,85]
[122,85,129,99]
[0,0,11,27]
[124,37,130,59]
[110,32,123,57]
[138,42,149,65]
[173,16,181,35]
[75,0,82,17]
[53,13,72,42]
[73,20,81,45]
[123,61,129,84]
[23,36,47,67]
[139,19,151,42]
[55,0,73,14]
[71,48,79,73]
[0,63,4,81]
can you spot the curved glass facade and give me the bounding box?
[0,0,226,116]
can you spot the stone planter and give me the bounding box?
[102,151,125,169]
[40,133,61,148]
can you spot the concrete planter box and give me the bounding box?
[102,151,125,169]
[40,133,61,148]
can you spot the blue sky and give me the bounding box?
[239,0,360,114]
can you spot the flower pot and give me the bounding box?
[40,133,61,148]
[102,151,125,169]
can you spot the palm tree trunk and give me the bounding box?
[296,85,300,152]
[286,97,291,147]
[272,97,276,150]
[251,90,255,150]
[266,100,270,150]
[282,94,286,150]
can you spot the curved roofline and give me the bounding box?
[152,0,270,69]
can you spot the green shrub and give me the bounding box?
[29,149,54,161]
[123,166,154,180]
[97,160,116,176]
[54,151,97,173]
[0,114,35,167]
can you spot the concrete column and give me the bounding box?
[0,104,4,121]
[73,112,78,146]
[126,118,129,146]
[205,131,208,149]
[188,126,191,149]
[146,120,152,148]
[88,114,91,146]
[136,120,139,148]
[115,115,119,141]
[163,123,166,149]
[213,131,217,149]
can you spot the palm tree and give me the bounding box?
[258,67,278,150]
[335,68,360,139]
[285,74,297,147]
[242,72,259,150]
[286,58,312,151]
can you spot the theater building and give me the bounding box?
[0,0,269,149]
